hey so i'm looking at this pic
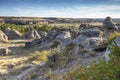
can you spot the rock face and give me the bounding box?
[73,34,106,51]
[24,29,40,39]
[81,29,103,37]
[103,16,118,30]
[105,36,120,62]
[0,30,8,41]
[45,30,59,41]
[3,28,22,39]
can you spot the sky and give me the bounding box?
[0,0,120,18]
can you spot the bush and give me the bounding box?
[28,50,51,63]
[62,44,120,80]
[0,24,28,34]
[108,32,120,44]
[39,24,52,32]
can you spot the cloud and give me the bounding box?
[1,5,120,18]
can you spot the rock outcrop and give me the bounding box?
[24,29,40,39]
[105,36,120,62]
[81,29,103,37]
[3,28,22,39]
[103,16,118,30]
[0,30,8,41]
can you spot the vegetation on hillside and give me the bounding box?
[0,24,53,34]
[46,32,120,80]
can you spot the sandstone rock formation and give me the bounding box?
[24,29,40,39]
[0,30,8,41]
[81,29,103,37]
[105,36,120,62]
[3,28,22,39]
[103,16,118,30]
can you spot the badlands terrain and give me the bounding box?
[0,16,120,80]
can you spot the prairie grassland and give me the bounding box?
[49,22,102,28]
[0,40,37,78]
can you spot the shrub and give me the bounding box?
[108,32,120,44]
[28,50,51,63]
[0,24,28,34]
[62,44,120,80]
[39,24,52,32]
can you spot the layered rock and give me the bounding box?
[103,16,118,30]
[0,30,8,41]
[3,28,22,39]
[24,29,40,39]
[80,29,103,37]
[105,36,120,62]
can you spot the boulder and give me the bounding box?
[84,37,107,50]
[81,29,103,37]
[45,30,59,41]
[103,16,118,30]
[56,31,72,45]
[24,29,40,39]
[3,28,22,39]
[73,34,88,45]
[73,34,106,51]
[0,30,8,41]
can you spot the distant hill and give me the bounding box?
[0,16,120,25]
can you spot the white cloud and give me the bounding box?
[7,5,120,18]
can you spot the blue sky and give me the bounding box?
[0,0,120,18]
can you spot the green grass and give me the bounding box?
[108,32,120,44]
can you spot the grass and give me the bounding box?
[28,50,51,64]
[46,32,120,80]
[108,32,120,44]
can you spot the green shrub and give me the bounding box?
[62,45,120,80]
[108,32,120,44]
[39,24,52,32]
[0,24,28,34]
[28,50,51,63]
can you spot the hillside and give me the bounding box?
[0,16,120,80]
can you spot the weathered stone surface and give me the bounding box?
[84,37,107,50]
[105,36,120,62]
[0,30,8,41]
[81,29,103,37]
[3,28,22,39]
[45,30,59,41]
[73,33,106,51]
[73,34,88,45]
[24,29,40,39]
[103,16,118,30]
